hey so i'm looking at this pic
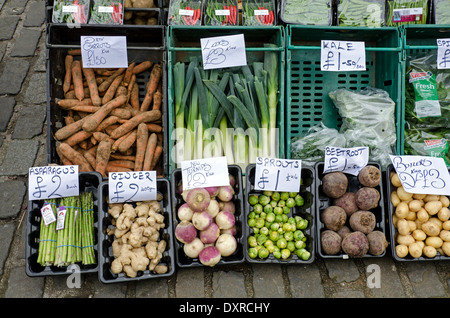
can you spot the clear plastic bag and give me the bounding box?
[89,0,124,24]
[386,0,429,26]
[337,0,385,27]
[204,0,239,25]
[52,0,90,24]
[242,0,276,26]
[433,0,450,24]
[168,0,203,25]
[280,0,332,25]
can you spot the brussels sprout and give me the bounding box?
[270,222,280,231]
[257,234,268,246]
[266,212,275,223]
[287,241,296,252]
[248,236,257,247]
[248,247,258,258]
[264,204,273,214]
[273,248,281,259]
[295,194,304,206]
[255,218,265,229]
[271,192,280,201]
[264,240,275,253]
[284,231,294,242]
[270,200,278,208]
[259,195,270,206]
[283,207,290,214]
[295,240,306,250]
[269,230,280,241]
[274,207,283,215]
[296,219,308,230]
[286,197,296,208]
[280,192,290,201]
[249,194,259,206]
[278,200,286,208]
[263,191,273,197]
[248,211,256,219]
[296,248,311,261]
[260,226,269,236]
[281,248,291,259]
[289,192,297,198]
[277,237,287,249]
[248,218,256,228]
[253,204,263,214]
[293,230,305,241]
[258,247,269,259]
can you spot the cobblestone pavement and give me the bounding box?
[0,0,449,301]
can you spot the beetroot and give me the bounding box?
[349,211,376,234]
[355,187,380,210]
[341,231,369,257]
[321,230,342,255]
[367,231,388,256]
[358,165,381,188]
[321,206,347,231]
[334,192,358,216]
[322,171,348,199]
[186,188,211,212]
[337,225,352,239]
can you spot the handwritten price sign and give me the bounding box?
[28,165,79,201]
[321,40,366,72]
[200,34,247,70]
[108,171,157,203]
[81,36,128,69]
[254,157,302,192]
[437,38,450,70]
[181,156,230,191]
[323,146,369,176]
[390,155,450,196]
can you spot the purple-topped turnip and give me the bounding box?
[192,211,213,230]
[183,237,204,258]
[175,220,197,244]
[199,245,221,267]
[177,203,194,221]
[205,186,220,198]
[219,201,235,214]
[215,233,237,257]
[200,223,220,244]
[217,185,234,202]
[206,199,220,218]
[186,188,211,212]
[215,211,235,230]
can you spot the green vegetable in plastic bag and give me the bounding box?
[337,0,385,27]
[386,0,428,26]
[434,0,450,24]
[280,0,332,25]
[404,127,450,167]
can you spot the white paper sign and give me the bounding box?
[390,155,450,195]
[81,36,128,69]
[28,165,79,201]
[201,34,247,70]
[254,157,302,192]
[437,39,450,70]
[108,171,157,203]
[181,156,230,191]
[323,146,369,176]
[321,40,366,71]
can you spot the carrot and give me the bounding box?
[58,143,93,172]
[108,160,135,169]
[82,67,102,106]
[115,85,128,98]
[82,94,128,132]
[96,139,112,177]
[63,55,73,94]
[57,98,93,109]
[92,131,113,143]
[112,130,133,152]
[102,74,124,105]
[133,61,152,74]
[143,133,157,171]
[109,110,161,139]
[106,165,132,174]
[95,115,120,132]
[146,123,163,133]
[98,68,126,93]
[54,115,90,140]
[123,62,135,86]
[64,115,75,126]
[130,82,140,109]
[110,153,136,161]
[118,129,137,153]
[134,123,149,171]
[62,105,131,119]
[140,64,163,111]
[152,90,163,111]
[150,145,164,170]
[83,151,97,169]
[67,49,82,55]
[64,130,93,147]
[71,60,84,101]
[56,146,74,166]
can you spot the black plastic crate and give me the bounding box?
[45,24,169,178]
[244,164,316,263]
[315,162,387,258]
[25,171,102,277]
[170,165,246,267]
[386,164,450,261]
[98,178,175,283]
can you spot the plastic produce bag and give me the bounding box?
[279,0,332,25]
[433,0,450,24]
[337,0,385,26]
[168,0,203,25]
[404,127,450,166]
[89,0,124,24]
[242,0,276,26]
[386,0,428,26]
[52,0,90,24]
[290,123,347,166]
[204,0,239,25]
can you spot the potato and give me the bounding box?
[425,236,443,249]
[408,199,422,212]
[416,208,430,223]
[396,244,409,258]
[406,211,417,221]
[424,201,443,216]
[416,240,425,249]
[390,173,402,187]
[391,191,400,207]
[423,245,437,258]
[407,220,417,231]
[395,202,410,219]
[412,229,427,241]
[442,242,450,256]
[396,234,415,246]
[424,194,440,202]
[397,218,410,236]
[421,220,441,237]
[397,186,413,201]
[437,207,450,222]
[439,230,450,242]
[443,220,450,231]
[413,193,426,200]
[429,217,443,229]
[408,242,423,258]
[440,195,450,207]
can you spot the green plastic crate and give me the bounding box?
[285,25,404,160]
[166,25,286,175]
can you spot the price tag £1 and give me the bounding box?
[321,40,366,72]
[323,146,369,176]
[254,157,302,193]
[437,38,450,70]
[108,171,158,203]
[181,156,230,191]
[28,165,79,201]
[200,34,247,70]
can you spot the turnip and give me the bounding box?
[215,233,237,257]
[221,225,237,236]
[217,185,234,202]
[206,199,220,218]
[199,245,221,267]
[199,222,220,244]
[205,186,220,198]
[175,220,197,244]
[181,189,190,201]
[215,211,235,230]
[183,237,204,258]
[186,188,211,212]
[219,201,235,214]
[177,203,194,221]
[229,174,236,187]
[192,211,213,230]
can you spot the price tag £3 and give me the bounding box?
[108,171,157,203]
[254,157,302,193]
[200,34,247,70]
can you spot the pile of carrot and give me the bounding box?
[54,50,165,178]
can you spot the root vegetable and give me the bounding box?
[177,203,194,221]
[186,188,211,212]
[341,231,369,257]
[215,233,237,257]
[396,244,409,258]
[358,165,381,187]
[215,211,235,230]
[199,246,221,267]
[175,220,197,244]
[199,223,220,244]
[205,186,220,197]
[337,225,351,239]
[321,230,342,255]
[334,192,358,216]
[421,220,441,237]
[423,245,437,258]
[408,242,423,258]
[322,171,348,199]
[219,201,235,214]
[183,237,204,258]
[367,230,388,255]
[217,185,234,202]
[321,206,347,231]
[355,187,380,210]
[192,211,213,230]
[349,211,376,234]
[206,199,220,218]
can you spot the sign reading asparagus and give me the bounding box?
[321,40,366,71]
[254,157,302,192]
[323,146,369,176]
[28,165,79,200]
[389,155,450,195]
[181,156,230,190]
[200,34,247,70]
[437,38,450,70]
[108,171,157,203]
[81,35,128,68]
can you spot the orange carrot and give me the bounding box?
[98,68,126,93]
[67,49,82,55]
[82,94,128,132]
[110,153,136,161]
[123,62,135,86]
[143,133,157,171]
[63,55,73,94]
[134,123,149,171]
[71,60,84,101]
[146,123,163,133]
[56,146,74,166]
[94,69,115,76]
[140,64,163,111]
[64,115,75,126]
[106,165,132,174]
[102,74,124,105]
[118,129,137,153]
[96,139,112,177]
[152,90,163,111]
[130,82,140,109]
[62,105,131,119]
[95,115,120,132]
[112,130,133,152]
[108,160,135,169]
[115,85,128,98]
[58,143,93,172]
[133,61,152,74]
[82,67,102,106]
[109,110,161,139]
[64,130,93,147]
[57,98,93,109]
[83,151,97,168]
[54,115,90,140]
[150,145,163,170]
[92,131,113,143]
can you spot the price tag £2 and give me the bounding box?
[108,171,157,203]
[200,34,247,70]
[321,40,366,71]
[323,146,369,176]
[28,165,79,201]
[254,157,302,192]
[181,156,230,191]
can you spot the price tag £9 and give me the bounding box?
[108,171,157,203]
[28,165,79,201]
[254,157,302,192]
